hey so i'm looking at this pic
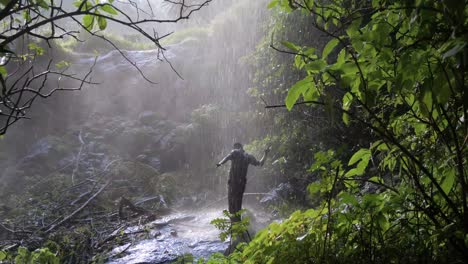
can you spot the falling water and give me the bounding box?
[0,0,275,261]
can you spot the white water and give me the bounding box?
[107,209,228,263]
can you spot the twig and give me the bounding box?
[44,180,111,234]
[71,129,85,185]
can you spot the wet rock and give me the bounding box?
[107,210,229,264]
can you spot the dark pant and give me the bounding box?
[228,178,246,222]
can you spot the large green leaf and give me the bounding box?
[83,14,95,30]
[285,76,313,110]
[281,41,300,52]
[305,59,326,72]
[98,16,107,30]
[307,182,321,195]
[376,213,390,232]
[441,168,456,195]
[322,38,339,59]
[348,148,371,166]
[339,192,359,206]
[101,4,118,15]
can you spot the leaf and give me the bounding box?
[0,65,6,77]
[344,168,358,177]
[339,192,358,206]
[35,0,50,9]
[342,92,353,110]
[376,213,390,231]
[83,14,95,30]
[17,247,29,258]
[281,41,300,52]
[302,81,318,102]
[285,76,313,110]
[305,60,326,72]
[98,16,107,30]
[342,113,350,125]
[363,193,382,207]
[348,148,371,166]
[368,176,383,184]
[267,0,279,8]
[346,149,371,176]
[22,10,31,22]
[307,182,321,195]
[74,0,92,10]
[101,4,118,15]
[441,168,455,195]
[28,42,44,55]
[322,38,339,59]
[55,60,70,68]
[0,251,6,260]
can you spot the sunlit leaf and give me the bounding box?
[281,41,300,52]
[267,0,279,8]
[342,113,350,125]
[376,213,390,231]
[285,76,313,110]
[83,14,95,30]
[322,38,339,59]
[307,182,321,195]
[368,176,383,184]
[348,148,371,166]
[0,65,6,77]
[55,61,70,68]
[305,60,326,72]
[98,16,107,30]
[441,168,456,195]
[28,42,44,55]
[339,192,358,206]
[101,4,118,15]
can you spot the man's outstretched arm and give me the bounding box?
[251,146,271,166]
[216,153,232,167]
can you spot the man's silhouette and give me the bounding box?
[217,143,269,221]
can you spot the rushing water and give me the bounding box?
[106,209,228,263]
[106,204,273,264]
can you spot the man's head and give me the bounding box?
[233,142,243,150]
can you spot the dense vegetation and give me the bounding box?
[1,0,467,263]
[208,0,468,263]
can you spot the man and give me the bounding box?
[217,143,270,221]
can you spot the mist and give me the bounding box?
[1,0,278,262]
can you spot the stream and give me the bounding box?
[106,205,273,264]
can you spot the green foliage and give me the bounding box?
[6,247,60,264]
[174,253,206,264]
[206,0,468,263]
[0,250,8,261]
[210,210,250,242]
